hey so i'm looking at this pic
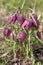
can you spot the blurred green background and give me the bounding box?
[0,0,43,11]
[0,0,43,65]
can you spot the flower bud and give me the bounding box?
[3,28,11,37]
[37,31,41,39]
[8,14,17,23]
[22,19,32,30]
[18,32,26,42]
[17,14,25,25]
[30,14,40,29]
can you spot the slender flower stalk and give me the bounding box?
[21,0,25,9]
[13,41,16,61]
[28,30,31,51]
[33,0,37,13]
[26,30,31,58]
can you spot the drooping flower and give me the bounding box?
[22,19,32,30]
[17,14,25,25]
[37,31,41,39]
[30,14,40,28]
[3,28,11,37]
[8,13,17,23]
[32,19,39,29]
[18,32,26,42]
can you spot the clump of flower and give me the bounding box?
[3,13,40,41]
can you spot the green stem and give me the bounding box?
[36,62,41,65]
[28,30,31,52]
[33,0,37,13]
[26,43,29,58]
[13,41,16,61]
[31,48,35,65]
[21,0,25,9]
[26,30,31,58]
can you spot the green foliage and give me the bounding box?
[0,0,43,65]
